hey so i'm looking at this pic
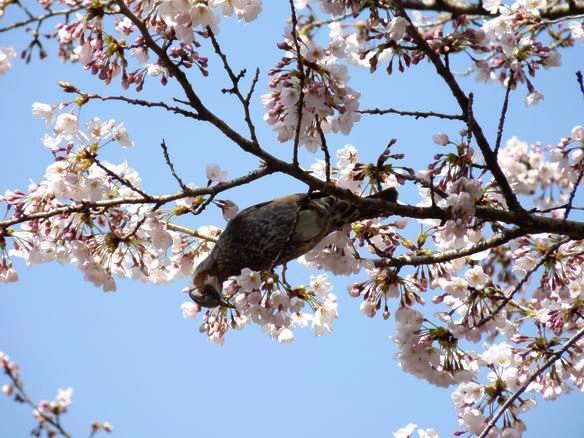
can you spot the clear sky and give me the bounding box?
[1,3,583,437]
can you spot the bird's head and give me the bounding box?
[189,270,232,308]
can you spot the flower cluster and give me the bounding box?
[443,177,484,240]
[478,3,563,102]
[0,46,15,74]
[263,34,361,151]
[393,423,439,438]
[0,105,223,291]
[296,0,573,104]
[40,0,262,90]
[1,351,113,436]
[159,0,263,44]
[499,128,584,210]
[181,270,338,344]
[451,342,532,436]
[393,307,477,387]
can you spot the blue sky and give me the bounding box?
[1,2,583,437]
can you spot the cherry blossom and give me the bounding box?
[0,47,15,74]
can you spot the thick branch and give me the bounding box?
[399,0,584,19]
[393,1,524,214]
[112,0,584,241]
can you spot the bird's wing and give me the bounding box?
[207,194,327,278]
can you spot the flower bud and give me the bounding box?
[58,81,78,93]
[432,132,450,146]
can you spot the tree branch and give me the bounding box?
[206,28,260,145]
[83,92,201,120]
[493,80,513,156]
[160,140,189,192]
[375,227,525,267]
[111,0,584,242]
[164,222,218,242]
[474,237,570,328]
[3,364,72,438]
[0,5,83,33]
[0,167,273,229]
[478,324,584,438]
[359,107,464,120]
[288,0,307,167]
[398,0,584,19]
[393,1,525,214]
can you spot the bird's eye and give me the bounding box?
[203,284,219,297]
[189,288,203,303]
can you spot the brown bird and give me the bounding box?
[189,187,398,308]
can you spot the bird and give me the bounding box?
[189,187,398,308]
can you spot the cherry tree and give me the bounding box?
[1,0,584,436]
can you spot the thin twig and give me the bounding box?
[245,68,261,105]
[542,12,584,24]
[163,222,218,242]
[577,71,584,98]
[316,120,331,182]
[0,167,273,229]
[288,0,307,167]
[494,80,513,156]
[206,28,260,145]
[375,227,525,267]
[478,325,584,438]
[564,164,584,220]
[92,157,151,198]
[123,203,162,239]
[0,6,83,33]
[359,107,464,120]
[4,367,72,438]
[302,11,354,31]
[474,237,570,328]
[84,93,201,120]
[160,139,188,191]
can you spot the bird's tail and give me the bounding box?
[317,187,398,230]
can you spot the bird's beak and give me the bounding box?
[218,296,235,309]
[189,283,235,309]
